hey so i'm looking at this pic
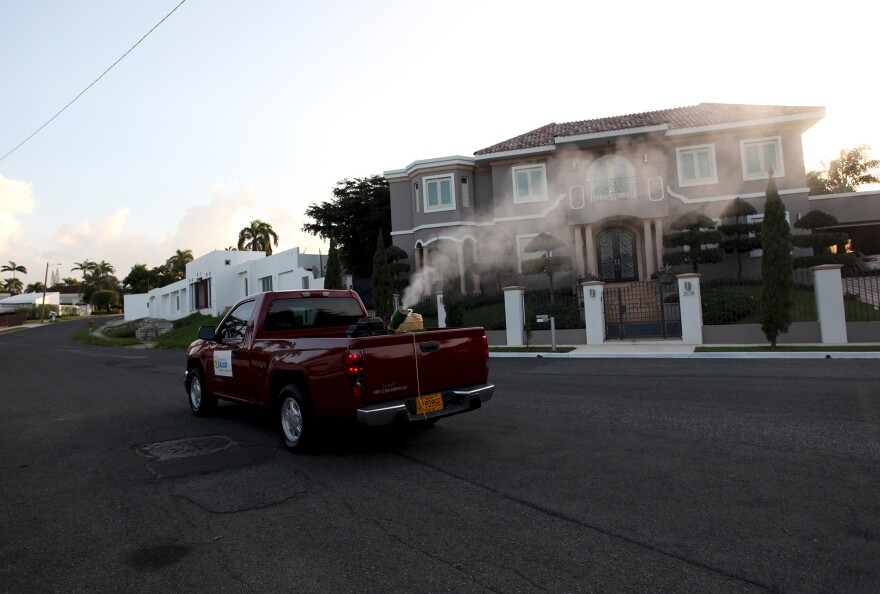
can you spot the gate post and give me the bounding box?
[503,286,525,346]
[811,264,847,344]
[580,281,605,345]
[677,273,703,345]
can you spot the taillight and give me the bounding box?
[344,349,365,397]
[482,335,490,366]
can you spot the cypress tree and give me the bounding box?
[371,232,394,322]
[323,238,343,289]
[760,176,793,348]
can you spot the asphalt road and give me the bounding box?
[1,319,879,593]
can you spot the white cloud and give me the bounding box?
[0,174,36,254]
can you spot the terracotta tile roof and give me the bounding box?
[474,103,823,156]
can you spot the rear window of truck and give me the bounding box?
[263,297,365,331]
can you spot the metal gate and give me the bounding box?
[604,281,681,339]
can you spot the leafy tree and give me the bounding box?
[61,277,79,287]
[386,245,410,293]
[150,263,173,289]
[760,175,793,348]
[238,219,279,255]
[520,232,572,300]
[302,175,391,277]
[323,239,343,290]
[2,261,27,278]
[441,274,465,327]
[807,145,880,195]
[718,198,760,281]
[370,233,394,321]
[123,264,152,293]
[25,282,46,293]
[90,289,120,312]
[791,210,852,269]
[663,211,723,273]
[166,249,193,281]
[3,277,23,295]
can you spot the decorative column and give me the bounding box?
[573,225,585,279]
[812,264,847,344]
[471,242,481,294]
[503,286,525,346]
[457,243,466,294]
[585,224,597,277]
[580,281,605,345]
[436,292,446,328]
[654,219,665,269]
[677,273,703,345]
[643,219,656,278]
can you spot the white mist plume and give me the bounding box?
[401,266,436,309]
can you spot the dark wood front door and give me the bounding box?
[597,228,637,282]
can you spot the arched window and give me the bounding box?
[587,155,635,202]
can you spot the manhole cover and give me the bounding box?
[135,435,237,460]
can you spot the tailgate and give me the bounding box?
[355,329,488,405]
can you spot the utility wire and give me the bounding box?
[0,0,188,164]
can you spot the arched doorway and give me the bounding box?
[597,228,637,282]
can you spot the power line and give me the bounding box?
[0,0,188,164]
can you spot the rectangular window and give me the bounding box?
[461,177,470,208]
[414,182,420,213]
[423,174,455,212]
[676,144,717,186]
[747,212,791,257]
[259,276,273,292]
[512,164,547,203]
[516,234,541,273]
[741,137,784,180]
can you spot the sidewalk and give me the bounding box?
[491,340,880,359]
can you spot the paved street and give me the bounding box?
[1,319,879,592]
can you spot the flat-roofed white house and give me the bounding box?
[0,292,61,310]
[385,103,880,293]
[124,247,325,321]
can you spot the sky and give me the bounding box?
[1,0,878,287]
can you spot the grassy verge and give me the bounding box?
[490,346,576,353]
[696,345,880,352]
[154,314,221,349]
[70,313,222,349]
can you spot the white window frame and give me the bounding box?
[259,275,273,292]
[516,233,541,273]
[676,144,718,187]
[741,136,784,180]
[747,211,791,257]
[512,164,548,204]
[422,174,456,213]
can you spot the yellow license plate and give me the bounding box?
[416,393,444,415]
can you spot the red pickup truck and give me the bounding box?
[185,290,494,451]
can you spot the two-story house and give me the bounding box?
[385,103,827,293]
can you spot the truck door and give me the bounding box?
[206,299,256,402]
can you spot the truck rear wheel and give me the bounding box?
[278,384,312,452]
[188,368,217,416]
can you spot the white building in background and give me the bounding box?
[0,292,61,310]
[124,247,326,322]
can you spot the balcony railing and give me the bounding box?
[588,176,641,203]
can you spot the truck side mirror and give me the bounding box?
[198,326,217,341]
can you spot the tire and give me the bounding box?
[188,368,217,416]
[277,384,313,452]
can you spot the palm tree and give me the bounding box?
[2,261,27,278]
[71,260,96,279]
[238,220,279,255]
[25,282,46,294]
[3,278,23,295]
[166,249,193,281]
